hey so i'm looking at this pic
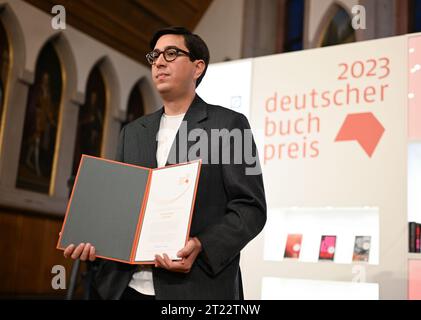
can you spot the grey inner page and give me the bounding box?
[59,157,150,262]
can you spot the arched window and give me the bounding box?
[320,5,356,47]
[16,41,62,193]
[72,64,106,176]
[284,0,305,52]
[121,81,145,129]
[0,17,10,130]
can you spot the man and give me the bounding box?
[64,26,266,300]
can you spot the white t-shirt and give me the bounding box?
[128,112,186,296]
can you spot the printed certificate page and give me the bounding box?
[134,161,200,262]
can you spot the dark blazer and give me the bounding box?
[93,95,267,300]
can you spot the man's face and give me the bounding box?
[151,34,201,97]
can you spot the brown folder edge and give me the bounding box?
[56,154,152,265]
[129,158,203,264]
[184,159,202,253]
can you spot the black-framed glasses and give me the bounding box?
[146,47,193,65]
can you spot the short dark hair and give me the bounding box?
[150,26,210,87]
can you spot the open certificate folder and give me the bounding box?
[57,155,202,264]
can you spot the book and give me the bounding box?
[352,236,371,262]
[57,155,202,264]
[284,234,303,259]
[409,222,417,253]
[318,235,336,261]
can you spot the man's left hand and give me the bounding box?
[154,237,202,273]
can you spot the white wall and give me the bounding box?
[194,0,245,63]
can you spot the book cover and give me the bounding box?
[319,235,336,261]
[352,236,371,262]
[284,234,303,259]
[409,222,417,253]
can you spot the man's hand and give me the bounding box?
[154,237,202,273]
[63,243,96,262]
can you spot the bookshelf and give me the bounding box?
[408,253,421,260]
[264,207,379,265]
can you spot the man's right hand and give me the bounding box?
[63,243,96,261]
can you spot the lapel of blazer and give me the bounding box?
[166,94,208,165]
[135,107,164,169]
[136,94,208,168]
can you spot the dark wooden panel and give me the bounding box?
[133,0,198,27]
[38,215,72,295]
[23,0,213,66]
[15,214,48,293]
[0,209,78,297]
[0,212,23,292]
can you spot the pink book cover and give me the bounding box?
[319,235,336,261]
